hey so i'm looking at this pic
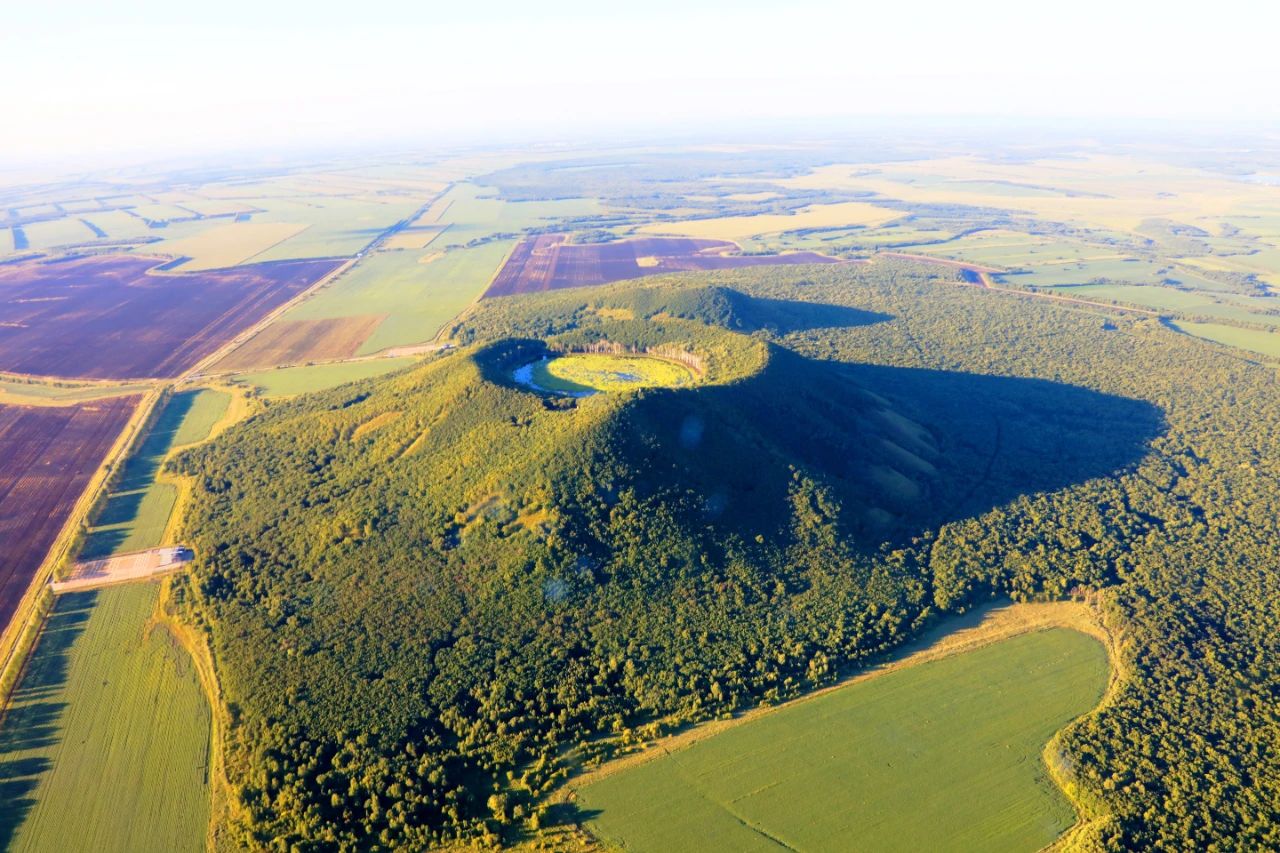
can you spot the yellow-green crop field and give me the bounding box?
[1171,321,1280,359]
[0,586,211,853]
[577,628,1108,853]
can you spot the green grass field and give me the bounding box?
[0,586,212,853]
[82,389,229,559]
[1171,321,1280,359]
[231,357,417,397]
[1050,284,1280,327]
[285,245,512,354]
[531,354,694,393]
[577,628,1108,853]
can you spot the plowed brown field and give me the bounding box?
[213,315,386,370]
[0,254,343,379]
[484,234,843,297]
[0,396,138,629]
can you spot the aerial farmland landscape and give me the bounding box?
[1,1,1279,851]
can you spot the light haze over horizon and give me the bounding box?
[4,0,1278,168]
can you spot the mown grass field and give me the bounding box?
[577,628,1108,853]
[82,389,229,559]
[231,357,417,397]
[0,585,211,853]
[533,354,693,393]
[1171,320,1280,359]
[284,245,512,354]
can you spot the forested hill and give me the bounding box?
[175,262,1280,849]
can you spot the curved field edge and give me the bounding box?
[547,598,1120,853]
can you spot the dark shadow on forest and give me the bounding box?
[0,591,97,847]
[722,291,892,335]
[617,344,1165,550]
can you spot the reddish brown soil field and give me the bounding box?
[213,314,386,371]
[485,235,843,297]
[0,396,138,630]
[0,254,343,379]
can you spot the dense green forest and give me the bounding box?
[173,260,1280,849]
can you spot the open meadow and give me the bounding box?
[577,628,1108,853]
[0,585,211,853]
[528,353,695,393]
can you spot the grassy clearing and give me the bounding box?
[638,201,901,243]
[577,628,1108,853]
[81,389,229,559]
[532,354,694,393]
[1171,321,1280,359]
[0,585,211,853]
[230,357,417,397]
[284,245,512,354]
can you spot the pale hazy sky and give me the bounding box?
[3,0,1276,165]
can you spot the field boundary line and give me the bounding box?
[189,257,357,381]
[0,385,165,713]
[559,596,1118,845]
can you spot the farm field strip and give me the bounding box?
[486,234,843,297]
[0,385,239,850]
[0,254,343,379]
[577,625,1109,853]
[229,357,419,397]
[0,396,140,632]
[283,243,514,354]
[0,585,212,853]
[635,200,903,242]
[81,389,230,561]
[0,377,152,407]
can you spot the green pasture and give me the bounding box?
[285,244,512,353]
[578,628,1108,853]
[230,357,417,397]
[1052,284,1280,326]
[0,585,211,853]
[18,218,97,251]
[1171,321,1280,359]
[81,389,229,559]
